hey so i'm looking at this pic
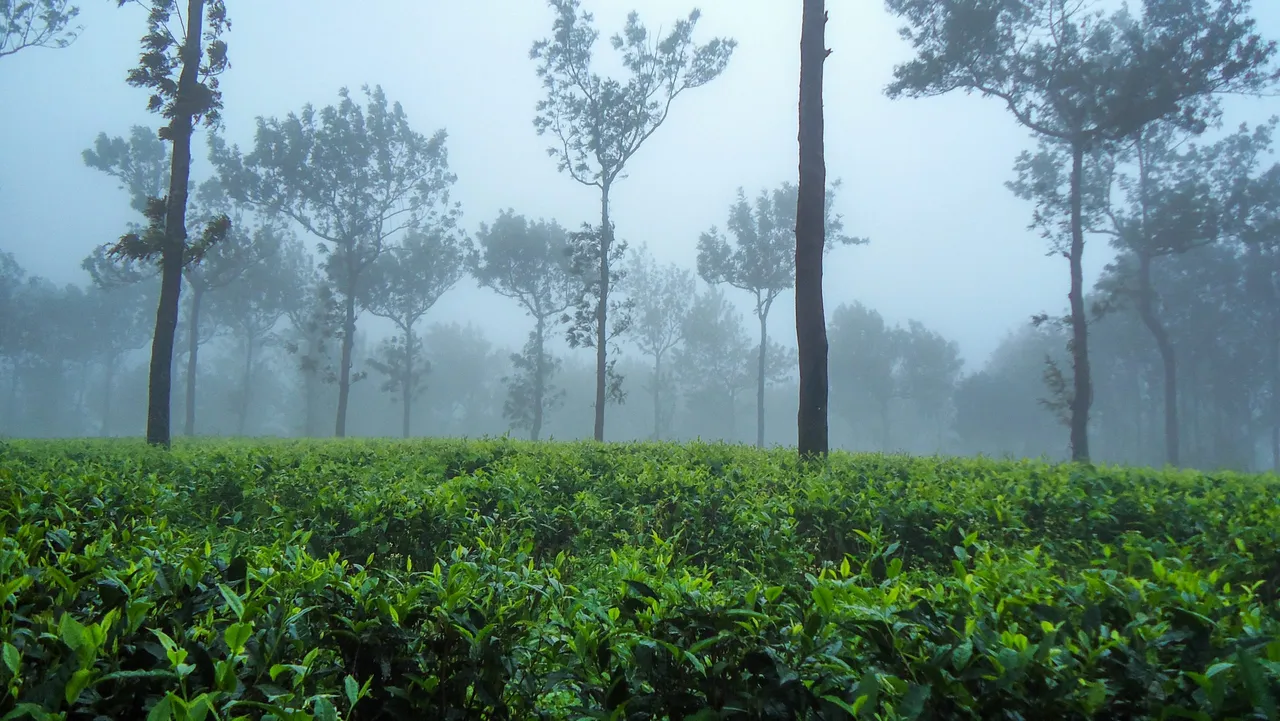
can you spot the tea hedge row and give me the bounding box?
[1,439,1277,719]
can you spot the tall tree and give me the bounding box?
[530,0,735,441]
[81,248,154,436]
[178,178,277,435]
[362,227,466,438]
[471,210,576,440]
[0,0,78,59]
[1093,123,1223,466]
[886,0,1279,461]
[206,225,302,435]
[562,222,634,429]
[828,302,902,451]
[796,0,830,459]
[624,244,695,440]
[899,319,963,451]
[698,181,860,448]
[211,85,457,437]
[674,286,754,441]
[104,0,230,447]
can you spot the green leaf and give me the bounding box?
[218,583,245,621]
[224,622,252,653]
[345,675,360,707]
[2,643,18,675]
[898,683,931,720]
[314,697,339,721]
[811,585,834,615]
[64,668,92,705]
[58,614,86,651]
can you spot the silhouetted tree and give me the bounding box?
[829,302,902,451]
[1094,123,1224,466]
[0,0,79,59]
[699,181,860,448]
[886,0,1279,461]
[103,0,230,447]
[563,223,633,426]
[471,210,576,440]
[796,0,830,459]
[530,0,735,441]
[211,85,457,437]
[363,227,466,438]
[624,244,695,440]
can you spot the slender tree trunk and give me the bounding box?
[533,317,545,441]
[796,0,829,460]
[183,283,203,436]
[652,352,662,441]
[756,311,768,448]
[1134,254,1179,466]
[402,329,414,439]
[594,187,611,442]
[6,368,17,435]
[236,335,254,436]
[144,0,204,448]
[1067,141,1092,463]
[101,353,116,436]
[335,269,356,438]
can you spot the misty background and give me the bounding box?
[2,1,1279,469]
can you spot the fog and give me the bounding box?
[2,0,1280,469]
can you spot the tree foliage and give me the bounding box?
[0,0,79,59]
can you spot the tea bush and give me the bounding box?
[1,438,1277,719]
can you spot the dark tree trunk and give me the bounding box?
[796,0,829,460]
[756,311,768,448]
[144,0,205,448]
[533,316,546,441]
[594,188,612,442]
[236,334,254,436]
[1067,141,1092,463]
[335,272,356,438]
[101,353,117,437]
[183,283,204,436]
[1134,254,1179,466]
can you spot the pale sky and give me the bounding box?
[2,0,1278,368]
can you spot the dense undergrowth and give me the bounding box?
[1,438,1278,720]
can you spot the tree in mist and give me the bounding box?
[0,0,79,59]
[471,210,576,440]
[674,286,753,441]
[624,244,695,440]
[796,0,830,459]
[281,272,342,438]
[1214,119,1280,467]
[103,0,230,447]
[1093,123,1224,466]
[211,85,457,437]
[207,228,304,435]
[0,251,27,428]
[698,180,860,448]
[81,248,154,435]
[563,223,634,427]
[421,322,506,436]
[530,0,735,441]
[363,227,466,438]
[886,0,1279,462]
[899,319,963,451]
[829,302,902,451]
[83,125,168,214]
[175,178,281,436]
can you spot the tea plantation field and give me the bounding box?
[2,439,1278,720]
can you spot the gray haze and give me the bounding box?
[6,1,1273,364]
